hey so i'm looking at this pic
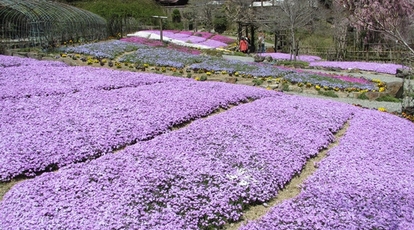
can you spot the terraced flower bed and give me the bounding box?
[57,38,381,93]
[1,33,413,229]
[241,110,414,229]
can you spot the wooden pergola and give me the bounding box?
[237,19,288,53]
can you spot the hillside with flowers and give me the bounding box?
[0,31,413,229]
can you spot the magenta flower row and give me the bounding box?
[0,60,182,100]
[0,95,356,229]
[261,52,404,74]
[241,109,414,229]
[143,30,232,47]
[259,53,322,62]
[308,61,404,75]
[0,56,276,182]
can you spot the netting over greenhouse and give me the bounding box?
[0,0,107,48]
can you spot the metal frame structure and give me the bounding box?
[0,0,107,48]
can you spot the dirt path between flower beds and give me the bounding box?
[224,121,350,230]
[0,180,20,200]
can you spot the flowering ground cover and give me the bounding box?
[241,109,414,229]
[259,52,322,62]
[0,95,357,229]
[119,47,209,69]
[0,56,185,100]
[283,71,375,91]
[0,54,68,68]
[148,30,235,45]
[120,37,202,55]
[1,39,414,229]
[0,56,276,182]
[61,40,143,59]
[308,60,404,75]
[260,52,405,75]
[58,37,380,92]
[126,30,232,49]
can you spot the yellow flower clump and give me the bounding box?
[378,107,387,112]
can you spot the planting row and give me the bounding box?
[0,55,68,68]
[261,53,404,75]
[58,40,379,91]
[0,73,275,181]
[0,64,184,100]
[0,95,357,229]
[242,109,414,229]
[127,30,232,49]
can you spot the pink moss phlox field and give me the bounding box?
[294,69,373,85]
[309,61,404,75]
[0,95,356,229]
[141,30,232,47]
[0,57,277,181]
[0,56,183,100]
[0,54,68,68]
[241,109,414,229]
[120,37,202,55]
[260,53,322,62]
[119,36,165,47]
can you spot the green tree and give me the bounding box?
[172,9,181,23]
[74,0,164,37]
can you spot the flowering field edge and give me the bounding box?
[226,120,350,229]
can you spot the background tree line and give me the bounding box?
[55,0,414,64]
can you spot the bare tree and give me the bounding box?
[223,0,255,25]
[266,0,319,60]
[340,0,414,111]
[331,0,350,60]
[186,0,223,32]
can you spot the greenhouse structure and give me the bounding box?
[0,0,107,48]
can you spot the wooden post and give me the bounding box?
[152,16,167,42]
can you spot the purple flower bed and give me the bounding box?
[309,61,405,75]
[0,55,68,68]
[0,73,276,182]
[241,109,414,229]
[197,39,228,48]
[60,40,142,59]
[145,30,206,43]
[0,57,183,100]
[0,95,356,229]
[210,34,235,44]
[119,47,208,68]
[260,52,322,62]
[120,36,165,47]
[120,37,202,55]
[193,31,214,39]
[132,30,235,48]
[283,72,375,90]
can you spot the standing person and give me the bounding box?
[258,32,265,53]
[239,37,248,53]
[245,36,251,54]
